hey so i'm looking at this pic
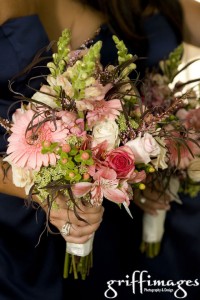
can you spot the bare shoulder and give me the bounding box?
[0,0,38,25]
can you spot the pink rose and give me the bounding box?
[105,146,135,178]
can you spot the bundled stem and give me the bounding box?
[63,252,93,280]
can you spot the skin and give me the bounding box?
[0,0,104,243]
[180,0,200,46]
[37,0,105,51]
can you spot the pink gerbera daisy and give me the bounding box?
[6,109,69,170]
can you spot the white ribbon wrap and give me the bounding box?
[66,233,94,257]
[142,209,166,243]
[142,176,181,243]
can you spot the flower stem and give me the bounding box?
[72,255,78,279]
[63,251,93,280]
[63,252,70,278]
[140,241,161,258]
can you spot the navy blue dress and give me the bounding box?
[64,13,200,300]
[0,15,65,300]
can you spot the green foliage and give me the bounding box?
[67,41,102,99]
[159,44,183,82]
[47,29,71,77]
[112,35,136,77]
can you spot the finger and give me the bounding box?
[143,190,170,204]
[57,197,103,215]
[50,207,104,227]
[53,196,104,225]
[60,222,101,243]
[69,222,102,238]
[134,198,170,215]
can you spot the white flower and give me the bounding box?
[126,133,160,164]
[4,157,35,195]
[92,120,119,150]
[151,137,168,170]
[32,85,58,108]
[187,157,200,182]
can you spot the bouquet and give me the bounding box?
[140,44,200,257]
[0,29,192,277]
[0,29,149,279]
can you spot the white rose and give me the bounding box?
[187,157,200,182]
[126,133,160,164]
[92,120,119,150]
[151,137,168,170]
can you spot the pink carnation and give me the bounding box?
[185,108,200,130]
[86,99,122,128]
[166,136,200,169]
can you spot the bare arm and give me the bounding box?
[0,159,27,198]
[180,0,200,46]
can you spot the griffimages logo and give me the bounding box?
[104,271,199,299]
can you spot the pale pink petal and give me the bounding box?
[91,186,104,205]
[72,182,93,197]
[27,152,37,169]
[9,151,29,168]
[92,167,117,181]
[103,188,127,203]
[41,153,49,167]
[49,153,57,166]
